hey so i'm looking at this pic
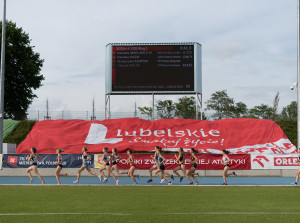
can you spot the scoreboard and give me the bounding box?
[105,43,202,94]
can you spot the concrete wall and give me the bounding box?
[2,143,16,154]
[0,168,298,177]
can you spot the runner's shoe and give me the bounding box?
[160,178,165,183]
[104,178,108,183]
[73,180,78,184]
[136,174,140,180]
[98,176,102,182]
[233,172,237,176]
[41,181,45,185]
[222,183,227,185]
[29,179,33,184]
[189,182,193,185]
[147,179,153,183]
[133,182,138,185]
[168,182,172,186]
[291,182,297,185]
[171,175,174,180]
[179,177,183,182]
[116,180,119,185]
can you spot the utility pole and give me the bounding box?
[0,0,6,154]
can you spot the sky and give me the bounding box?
[4,0,298,119]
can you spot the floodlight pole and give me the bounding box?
[0,0,6,154]
[284,1,300,150]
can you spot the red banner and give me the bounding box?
[17,118,296,154]
[95,154,251,170]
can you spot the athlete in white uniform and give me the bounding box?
[221,149,236,185]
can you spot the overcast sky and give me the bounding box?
[5,0,298,119]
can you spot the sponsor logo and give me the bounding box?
[8,156,17,166]
[274,157,299,166]
[253,156,269,167]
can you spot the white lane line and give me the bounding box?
[0,184,296,186]
[1,212,300,216]
[154,212,300,215]
[0,213,131,216]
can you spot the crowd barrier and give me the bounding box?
[0,153,298,170]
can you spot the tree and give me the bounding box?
[232,102,248,118]
[175,96,197,119]
[138,106,152,120]
[281,101,297,119]
[206,90,235,119]
[248,104,273,119]
[156,100,175,119]
[0,21,44,119]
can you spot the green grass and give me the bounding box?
[0,186,299,223]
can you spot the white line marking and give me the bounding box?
[2,212,299,216]
[154,212,300,215]
[0,213,131,216]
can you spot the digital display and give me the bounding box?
[111,45,195,92]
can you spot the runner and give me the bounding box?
[147,146,160,183]
[99,147,119,185]
[54,148,68,185]
[154,147,172,185]
[152,146,174,183]
[73,147,101,184]
[292,148,300,185]
[221,149,236,185]
[98,147,110,182]
[173,147,193,185]
[26,147,45,184]
[127,150,140,185]
[188,148,199,185]
[110,148,128,175]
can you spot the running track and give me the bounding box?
[0,176,298,186]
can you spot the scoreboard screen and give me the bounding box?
[105,43,201,94]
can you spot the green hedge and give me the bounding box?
[4,120,37,146]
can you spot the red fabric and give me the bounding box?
[16,118,296,154]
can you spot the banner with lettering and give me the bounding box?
[16,118,296,154]
[94,154,251,170]
[251,154,300,169]
[2,154,94,168]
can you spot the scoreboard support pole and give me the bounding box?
[195,93,202,120]
[105,93,111,119]
[105,93,202,120]
[152,93,155,121]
